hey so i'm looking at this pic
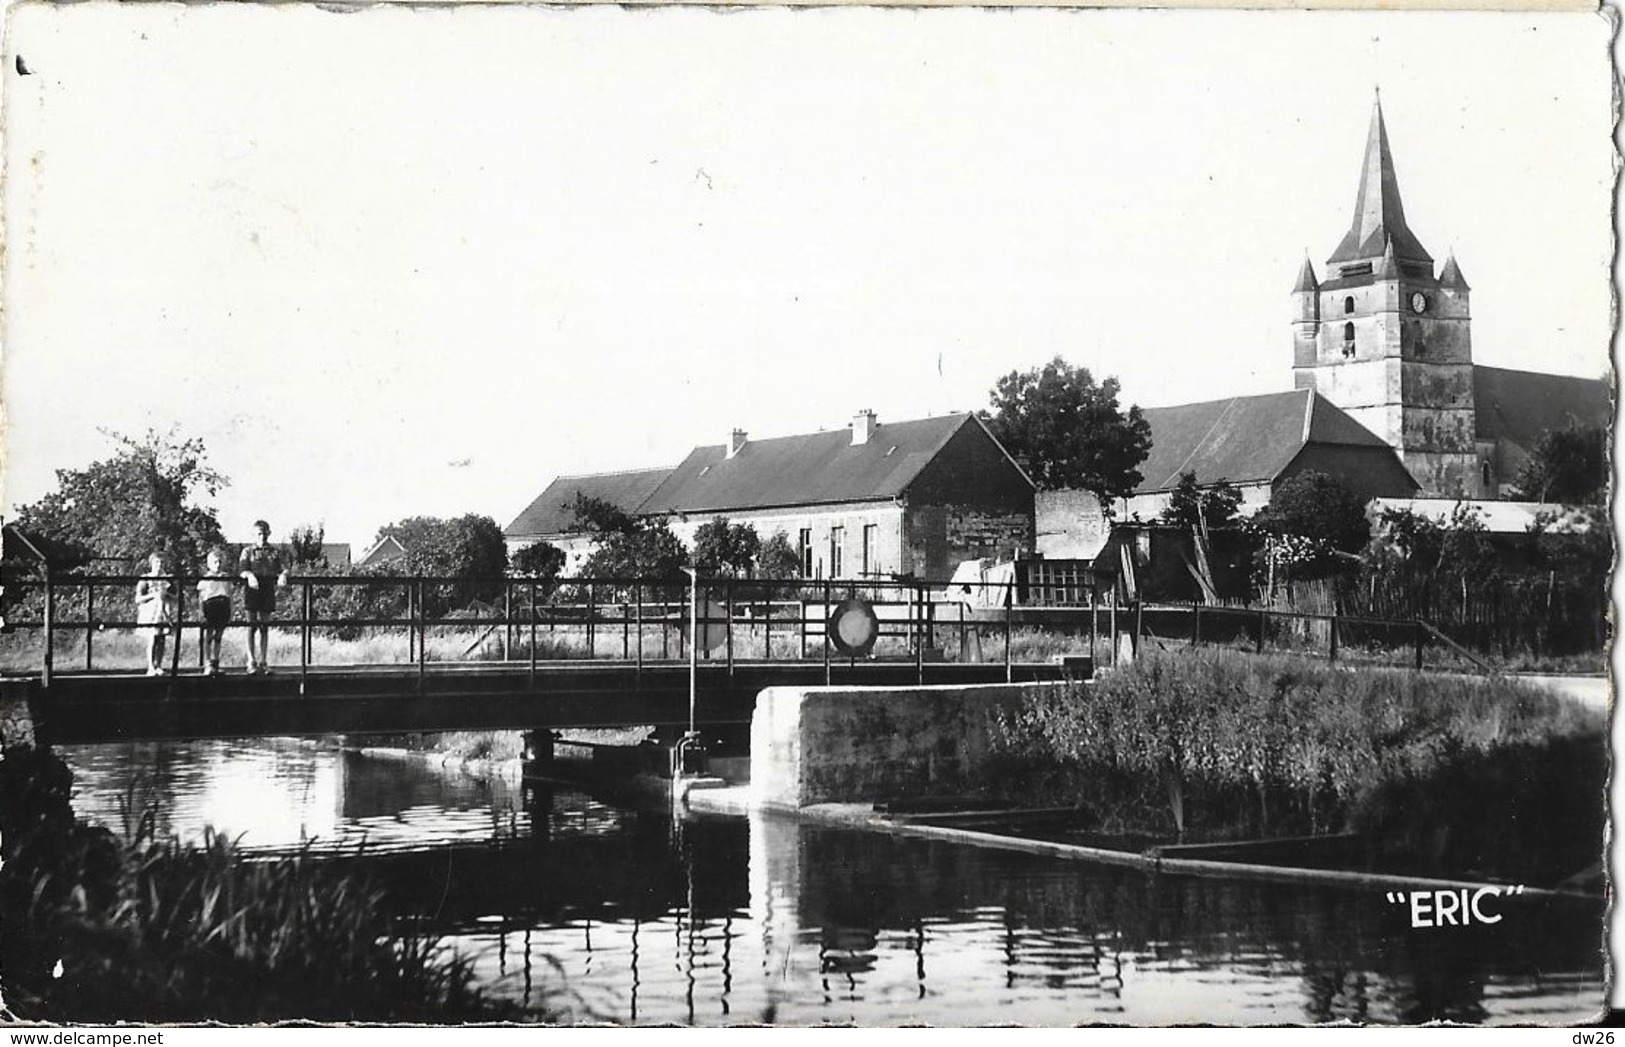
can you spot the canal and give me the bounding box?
[61,738,1605,1026]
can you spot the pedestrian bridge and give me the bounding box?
[1,570,1101,746]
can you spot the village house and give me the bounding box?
[505,411,1036,582]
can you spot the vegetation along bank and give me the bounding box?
[987,649,1604,887]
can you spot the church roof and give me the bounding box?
[1136,389,1400,493]
[1328,96,1434,267]
[504,466,677,538]
[1473,365,1612,451]
[643,413,1018,515]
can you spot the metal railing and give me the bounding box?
[0,570,1119,687]
[2,567,1487,687]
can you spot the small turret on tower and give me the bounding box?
[1440,253,1470,291]
[1292,255,1321,368]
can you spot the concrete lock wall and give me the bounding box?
[749,681,1067,808]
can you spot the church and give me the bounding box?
[1040,97,1611,557]
[1139,97,1606,512]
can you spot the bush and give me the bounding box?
[990,649,1604,882]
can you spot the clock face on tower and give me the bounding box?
[1410,292,1428,314]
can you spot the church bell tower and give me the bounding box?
[1291,95,1480,498]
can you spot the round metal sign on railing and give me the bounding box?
[828,597,879,657]
[679,598,729,653]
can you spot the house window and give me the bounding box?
[830,527,845,578]
[862,524,878,577]
[1482,461,1493,490]
[1343,295,1355,315]
[798,528,813,578]
[1341,321,1356,357]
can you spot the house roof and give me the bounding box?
[1136,389,1394,494]
[1473,365,1611,450]
[504,466,677,538]
[1371,497,1595,535]
[355,534,408,568]
[641,413,987,515]
[1328,96,1434,267]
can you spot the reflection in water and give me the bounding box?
[59,741,1605,1025]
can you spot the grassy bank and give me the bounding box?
[989,649,1605,885]
[0,746,524,1022]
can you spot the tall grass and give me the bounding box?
[989,649,1605,883]
[0,745,524,1023]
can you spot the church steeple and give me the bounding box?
[1328,93,1433,268]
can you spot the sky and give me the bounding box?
[2,4,1614,550]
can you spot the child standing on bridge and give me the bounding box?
[197,547,234,676]
[239,520,288,674]
[135,551,175,676]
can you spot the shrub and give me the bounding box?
[990,649,1604,881]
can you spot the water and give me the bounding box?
[60,739,1606,1025]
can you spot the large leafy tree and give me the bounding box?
[982,356,1151,501]
[375,514,508,612]
[11,428,227,569]
[1511,423,1606,505]
[566,496,688,588]
[511,540,565,579]
[1159,472,1243,532]
[691,517,761,577]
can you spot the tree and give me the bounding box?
[567,498,688,591]
[1252,471,1370,553]
[757,531,801,581]
[511,540,565,579]
[1159,472,1243,532]
[982,356,1152,501]
[287,523,327,568]
[375,514,508,613]
[1511,423,1606,504]
[12,428,227,569]
[691,517,761,577]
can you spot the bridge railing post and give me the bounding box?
[725,579,734,680]
[85,582,95,672]
[587,583,596,660]
[415,578,426,692]
[634,582,643,683]
[1003,580,1013,683]
[915,583,925,685]
[169,576,183,678]
[300,580,311,692]
[42,568,54,689]
[822,580,831,685]
[529,579,538,693]
[406,579,416,663]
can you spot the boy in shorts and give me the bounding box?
[197,547,234,675]
[239,520,288,674]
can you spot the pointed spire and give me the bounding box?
[1293,254,1319,293]
[1377,236,1400,279]
[1328,94,1433,267]
[1440,252,1470,291]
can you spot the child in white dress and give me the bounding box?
[135,551,174,676]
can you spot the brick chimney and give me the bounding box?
[852,409,877,446]
[727,429,748,459]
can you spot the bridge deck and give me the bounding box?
[7,658,1082,745]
